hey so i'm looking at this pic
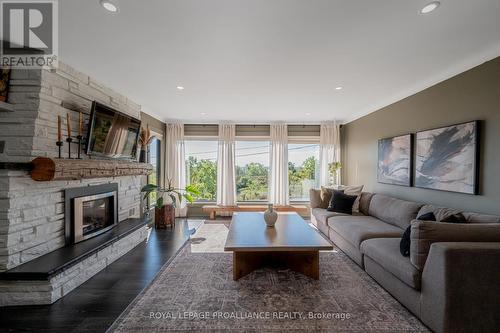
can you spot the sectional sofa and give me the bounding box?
[310,189,500,333]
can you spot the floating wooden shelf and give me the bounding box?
[30,157,153,181]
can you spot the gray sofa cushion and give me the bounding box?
[328,229,364,266]
[311,208,348,225]
[328,215,403,248]
[369,194,423,229]
[410,220,500,270]
[361,238,422,290]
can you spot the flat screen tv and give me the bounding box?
[86,101,141,160]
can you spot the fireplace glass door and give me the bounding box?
[73,191,117,243]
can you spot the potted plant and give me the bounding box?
[141,180,199,228]
[328,161,342,186]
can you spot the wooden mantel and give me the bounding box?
[30,157,153,181]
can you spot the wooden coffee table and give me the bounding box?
[224,212,333,280]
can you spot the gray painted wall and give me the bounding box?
[342,56,500,215]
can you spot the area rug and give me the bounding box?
[108,222,429,332]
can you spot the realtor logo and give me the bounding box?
[1,0,58,68]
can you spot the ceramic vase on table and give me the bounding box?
[264,203,278,227]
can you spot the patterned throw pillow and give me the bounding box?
[440,213,466,223]
[320,186,334,208]
[418,205,465,222]
[321,185,364,212]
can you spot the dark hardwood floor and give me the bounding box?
[0,219,202,333]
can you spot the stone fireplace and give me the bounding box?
[65,183,118,244]
[0,64,146,272]
[0,63,152,306]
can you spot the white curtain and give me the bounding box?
[269,123,289,206]
[165,123,187,217]
[216,124,236,206]
[319,121,341,186]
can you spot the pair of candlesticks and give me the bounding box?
[56,135,84,159]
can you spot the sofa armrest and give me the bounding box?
[410,221,500,270]
[421,242,500,333]
[309,189,323,209]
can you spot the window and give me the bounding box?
[236,141,270,202]
[148,137,161,206]
[185,140,218,202]
[288,143,320,201]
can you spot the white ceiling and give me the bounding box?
[59,0,500,124]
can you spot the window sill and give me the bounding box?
[188,201,310,206]
[189,202,216,206]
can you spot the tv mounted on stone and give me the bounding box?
[86,101,141,160]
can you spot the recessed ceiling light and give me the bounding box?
[305,112,311,116]
[176,86,185,90]
[420,1,440,14]
[200,112,207,116]
[335,86,343,90]
[100,0,119,13]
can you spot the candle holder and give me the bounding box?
[66,137,73,159]
[76,135,83,159]
[56,141,63,159]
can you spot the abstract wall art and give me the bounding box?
[378,134,413,186]
[415,121,479,194]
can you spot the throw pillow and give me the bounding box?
[441,213,466,223]
[338,185,364,213]
[417,205,466,221]
[400,212,436,257]
[400,225,411,257]
[327,190,357,215]
[320,186,335,208]
[326,189,343,210]
[416,212,437,221]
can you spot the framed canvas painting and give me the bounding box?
[415,121,480,194]
[378,134,413,186]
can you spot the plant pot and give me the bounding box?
[155,204,175,229]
